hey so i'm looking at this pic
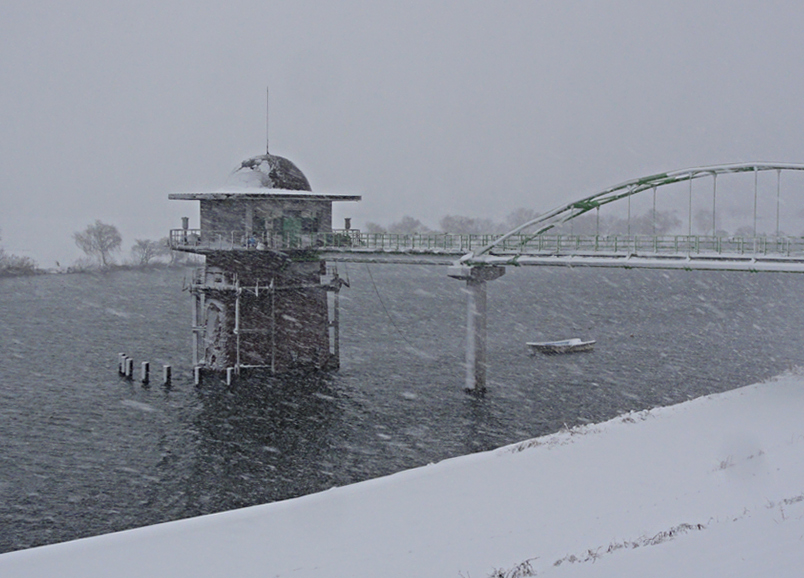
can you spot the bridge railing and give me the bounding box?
[170,229,804,257]
[170,229,365,251]
[506,234,804,256]
[467,163,804,261]
[169,229,512,253]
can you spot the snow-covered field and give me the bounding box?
[2,372,803,577]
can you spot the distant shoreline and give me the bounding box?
[0,262,197,278]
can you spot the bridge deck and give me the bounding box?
[169,229,804,271]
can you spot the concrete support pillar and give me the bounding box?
[465,278,487,391]
[448,265,506,393]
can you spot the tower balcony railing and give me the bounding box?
[170,229,804,258]
[170,229,364,252]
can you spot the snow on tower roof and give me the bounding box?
[168,188,361,201]
[168,152,361,202]
[229,153,312,191]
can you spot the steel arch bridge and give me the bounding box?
[172,162,804,272]
[458,162,804,273]
[167,161,804,391]
[443,162,804,391]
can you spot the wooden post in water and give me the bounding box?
[191,290,199,368]
[118,353,126,375]
[163,365,171,386]
[226,367,234,386]
[193,366,201,386]
[141,361,150,384]
[125,357,134,379]
[270,278,276,374]
[447,265,505,393]
[234,281,241,374]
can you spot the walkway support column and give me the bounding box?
[448,265,506,393]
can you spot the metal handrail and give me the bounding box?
[464,162,804,261]
[169,229,804,258]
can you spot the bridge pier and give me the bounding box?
[448,265,505,393]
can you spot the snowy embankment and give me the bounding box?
[3,373,804,577]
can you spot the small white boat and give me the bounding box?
[527,338,596,355]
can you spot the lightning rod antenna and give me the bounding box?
[265,87,271,154]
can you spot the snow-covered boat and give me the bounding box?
[527,338,596,354]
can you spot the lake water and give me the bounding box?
[2,264,804,553]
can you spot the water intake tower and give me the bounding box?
[169,151,361,377]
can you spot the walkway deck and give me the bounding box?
[169,229,804,271]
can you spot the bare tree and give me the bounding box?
[131,239,168,265]
[734,225,756,237]
[439,215,500,234]
[503,208,541,231]
[388,215,431,234]
[562,209,681,235]
[0,253,38,275]
[364,221,387,233]
[0,228,39,276]
[158,237,191,266]
[73,220,122,267]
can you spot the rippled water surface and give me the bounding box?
[2,265,804,552]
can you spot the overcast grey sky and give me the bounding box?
[2,0,804,265]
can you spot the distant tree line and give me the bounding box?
[364,207,755,236]
[69,220,198,271]
[1,218,209,277]
[68,220,197,272]
[0,228,40,277]
[364,206,803,237]
[365,208,543,235]
[552,209,682,235]
[3,205,792,278]
[364,207,683,236]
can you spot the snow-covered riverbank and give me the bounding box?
[2,371,803,577]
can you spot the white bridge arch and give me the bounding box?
[461,162,804,273]
[449,162,804,392]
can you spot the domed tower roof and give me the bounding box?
[226,153,312,191]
